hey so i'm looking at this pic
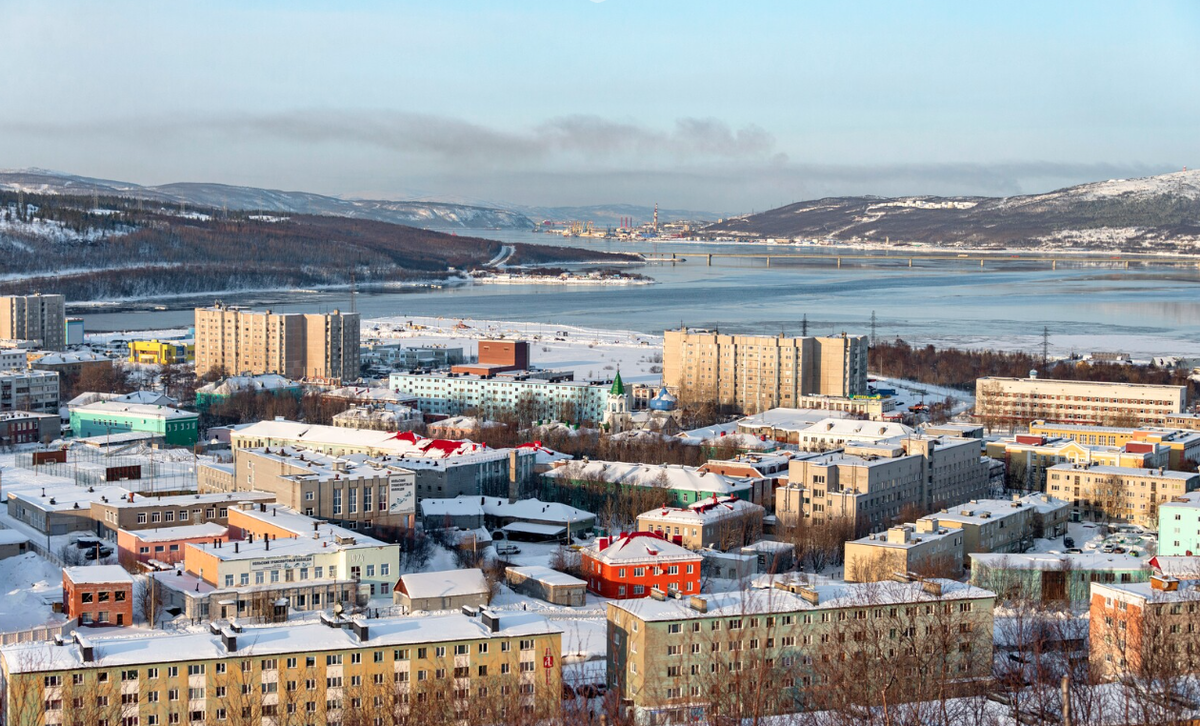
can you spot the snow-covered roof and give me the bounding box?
[736,407,852,432]
[399,569,489,600]
[584,532,700,566]
[515,441,572,466]
[63,565,133,585]
[71,400,196,420]
[931,494,1068,526]
[506,565,586,588]
[419,496,594,526]
[123,522,229,542]
[0,610,561,673]
[232,504,386,546]
[0,529,30,546]
[792,417,914,440]
[501,521,566,537]
[196,374,300,396]
[1150,556,1200,577]
[323,386,417,404]
[232,420,506,463]
[1047,463,1198,480]
[637,496,763,526]
[67,390,179,409]
[101,490,274,509]
[612,578,993,622]
[545,460,759,495]
[6,482,134,511]
[190,529,389,561]
[31,351,112,366]
[970,552,1148,572]
[429,416,502,430]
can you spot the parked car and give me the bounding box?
[495,543,521,556]
[1063,536,1075,549]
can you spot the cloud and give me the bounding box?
[0,110,779,168]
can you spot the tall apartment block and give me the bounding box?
[663,328,868,412]
[194,305,360,382]
[0,294,66,349]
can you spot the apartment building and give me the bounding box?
[662,328,869,411]
[1046,463,1200,528]
[91,491,277,537]
[0,609,563,726]
[606,577,994,723]
[194,304,360,382]
[543,459,771,510]
[844,519,965,582]
[331,404,422,432]
[927,494,1070,564]
[0,293,65,349]
[0,368,59,414]
[388,369,610,423]
[1089,575,1200,680]
[987,434,1170,491]
[776,435,991,536]
[0,410,58,445]
[635,496,765,551]
[975,375,1187,428]
[970,552,1149,606]
[1028,419,1200,470]
[1159,492,1200,556]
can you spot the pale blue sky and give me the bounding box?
[2,1,1197,211]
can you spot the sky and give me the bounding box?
[2,1,1198,213]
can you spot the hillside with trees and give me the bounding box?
[0,190,636,300]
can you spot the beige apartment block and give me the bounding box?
[0,294,65,350]
[975,375,1186,429]
[844,518,965,582]
[194,304,360,382]
[663,328,868,412]
[635,496,765,551]
[927,494,1070,564]
[1046,463,1200,528]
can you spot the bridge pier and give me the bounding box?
[1052,260,1057,270]
[837,257,842,268]
[980,259,984,268]
[706,254,712,266]
[766,256,771,268]
[908,258,912,267]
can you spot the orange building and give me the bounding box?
[581,531,702,599]
[116,522,230,567]
[62,565,134,627]
[1089,574,1200,679]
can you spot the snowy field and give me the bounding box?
[0,553,70,631]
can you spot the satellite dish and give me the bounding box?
[333,602,344,616]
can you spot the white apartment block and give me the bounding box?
[389,371,610,423]
[0,293,66,350]
[0,368,59,414]
[976,375,1186,428]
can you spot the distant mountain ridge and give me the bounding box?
[0,169,536,230]
[703,170,1200,252]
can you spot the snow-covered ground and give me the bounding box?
[364,315,665,385]
[0,552,69,631]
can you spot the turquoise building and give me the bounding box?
[70,400,199,447]
[1159,492,1200,556]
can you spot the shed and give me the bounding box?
[395,569,490,612]
[505,565,587,607]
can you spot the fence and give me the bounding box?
[15,444,199,494]
[0,619,77,646]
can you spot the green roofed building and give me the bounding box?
[70,400,199,447]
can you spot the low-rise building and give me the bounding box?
[1046,463,1200,528]
[194,373,301,411]
[970,552,1149,605]
[1029,419,1200,470]
[787,417,914,452]
[91,490,276,537]
[0,609,563,726]
[606,577,995,723]
[1159,492,1200,556]
[544,459,771,511]
[69,400,199,447]
[844,519,965,582]
[0,368,58,414]
[418,495,596,542]
[395,569,490,611]
[62,565,133,627]
[988,433,1172,490]
[7,481,133,536]
[0,529,30,560]
[733,407,853,443]
[581,531,702,599]
[927,493,1070,564]
[505,565,587,606]
[360,341,464,368]
[388,369,612,423]
[635,496,765,551]
[116,522,230,567]
[1089,575,1200,679]
[28,350,113,377]
[0,410,58,445]
[128,339,194,365]
[331,404,422,432]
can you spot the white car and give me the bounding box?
[495,543,521,556]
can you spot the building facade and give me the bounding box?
[1028,419,1200,470]
[581,532,703,599]
[1089,575,1200,680]
[976,376,1187,428]
[69,400,199,446]
[0,411,58,445]
[62,565,133,627]
[635,496,765,551]
[1159,493,1200,556]
[129,339,194,365]
[844,519,965,582]
[0,610,563,726]
[388,370,610,423]
[0,368,59,414]
[194,305,360,382]
[1046,463,1200,528]
[663,328,869,411]
[0,294,65,349]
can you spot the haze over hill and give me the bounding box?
[704,170,1200,253]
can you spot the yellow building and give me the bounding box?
[986,434,1170,490]
[129,339,195,365]
[1028,420,1200,471]
[0,610,562,726]
[1047,463,1200,528]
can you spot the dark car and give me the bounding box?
[1063,537,1075,549]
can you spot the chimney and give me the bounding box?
[649,587,667,601]
[234,542,239,553]
[921,580,943,597]
[1151,575,1180,592]
[265,538,270,551]
[481,610,500,633]
[351,620,370,642]
[688,596,707,613]
[222,630,238,653]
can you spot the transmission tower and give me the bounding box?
[870,310,877,346]
[1042,326,1050,364]
[801,314,808,337]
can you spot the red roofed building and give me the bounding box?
[581,531,702,599]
